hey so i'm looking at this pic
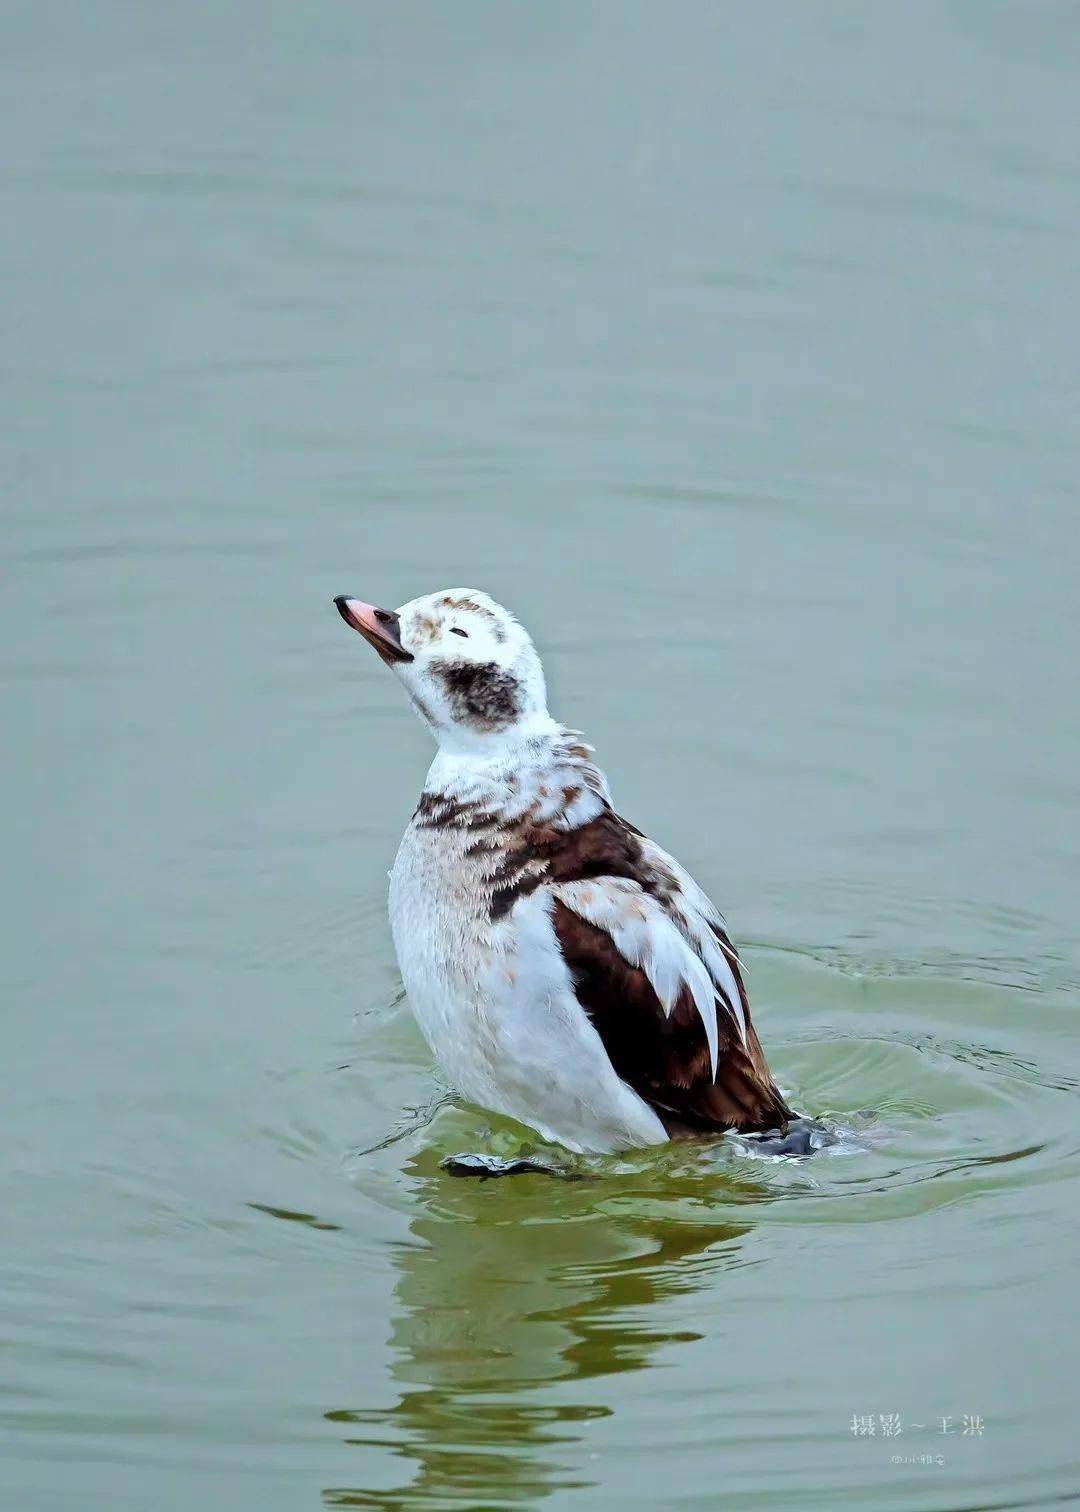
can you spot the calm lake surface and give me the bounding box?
[5,4,1080,1508]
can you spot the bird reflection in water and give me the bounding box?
[322,1146,762,1508]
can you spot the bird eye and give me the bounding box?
[449,627,468,638]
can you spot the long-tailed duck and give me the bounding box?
[334,588,793,1155]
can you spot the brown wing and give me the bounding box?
[425,784,792,1135]
[552,899,793,1135]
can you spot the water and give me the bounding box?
[4,3,1079,1507]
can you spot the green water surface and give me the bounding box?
[4,4,1079,1508]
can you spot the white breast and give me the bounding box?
[388,820,667,1153]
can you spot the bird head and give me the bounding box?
[334,588,552,753]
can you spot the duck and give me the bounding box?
[333,587,793,1155]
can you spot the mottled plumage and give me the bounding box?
[334,588,792,1153]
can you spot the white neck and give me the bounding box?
[420,717,613,830]
[425,710,561,779]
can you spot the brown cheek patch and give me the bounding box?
[435,661,522,732]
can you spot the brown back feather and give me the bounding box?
[416,783,791,1135]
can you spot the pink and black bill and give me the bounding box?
[334,596,413,665]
